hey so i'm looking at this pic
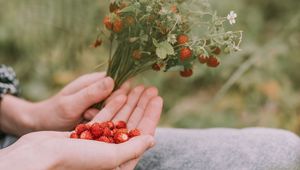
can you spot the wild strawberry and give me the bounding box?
[115,121,127,129]
[80,130,93,140]
[128,129,141,138]
[116,128,128,134]
[100,122,108,128]
[171,5,178,13]
[75,124,89,136]
[103,127,114,137]
[211,46,221,55]
[177,35,189,45]
[114,132,129,144]
[97,136,110,143]
[207,56,220,68]
[180,47,192,61]
[92,39,102,48]
[126,16,135,26]
[106,121,115,130]
[90,123,103,138]
[103,16,113,30]
[180,68,193,77]
[113,19,123,33]
[70,132,79,139]
[132,50,142,60]
[152,63,161,71]
[198,55,208,64]
[108,137,115,143]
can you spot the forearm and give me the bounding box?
[0,95,37,136]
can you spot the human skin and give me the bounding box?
[0,72,163,170]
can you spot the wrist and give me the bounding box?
[0,95,38,136]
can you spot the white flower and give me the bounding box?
[146,6,152,12]
[167,34,177,44]
[227,11,237,25]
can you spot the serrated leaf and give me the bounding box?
[156,48,168,59]
[153,40,175,59]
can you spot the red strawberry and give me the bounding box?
[80,130,93,140]
[103,127,114,137]
[207,56,220,68]
[128,129,141,138]
[90,123,103,138]
[152,63,161,71]
[211,46,221,55]
[116,128,128,134]
[70,132,79,139]
[114,132,129,144]
[132,50,142,60]
[113,19,123,33]
[97,136,110,143]
[180,68,193,77]
[198,55,208,64]
[108,137,115,143]
[180,47,192,61]
[115,121,127,129]
[103,16,113,30]
[106,121,115,130]
[100,122,108,128]
[177,35,189,45]
[75,124,89,136]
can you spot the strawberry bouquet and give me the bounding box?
[93,0,242,89]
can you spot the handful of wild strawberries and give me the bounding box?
[70,121,141,144]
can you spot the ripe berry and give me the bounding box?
[103,127,114,137]
[152,63,161,71]
[103,16,113,30]
[80,130,93,140]
[207,56,220,68]
[108,137,115,143]
[114,132,129,144]
[132,50,142,60]
[116,128,128,134]
[97,136,110,143]
[211,46,221,55]
[115,121,127,129]
[180,47,192,61]
[129,129,141,138]
[180,68,193,77]
[75,124,89,136]
[90,123,103,138]
[177,34,189,45]
[113,19,123,33]
[198,55,208,64]
[70,132,79,139]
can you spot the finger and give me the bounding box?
[127,87,158,130]
[115,135,155,166]
[105,81,131,105]
[90,95,127,123]
[112,85,145,122]
[83,108,100,120]
[136,96,163,135]
[62,77,114,113]
[60,72,106,95]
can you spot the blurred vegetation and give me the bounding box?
[1,0,300,134]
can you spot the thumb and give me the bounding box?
[115,135,155,165]
[64,77,114,112]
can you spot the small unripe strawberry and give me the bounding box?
[103,127,114,137]
[211,46,221,55]
[132,50,142,60]
[180,68,193,77]
[180,47,192,61]
[90,123,103,138]
[70,132,79,139]
[97,136,110,143]
[198,55,208,64]
[75,124,89,136]
[152,63,161,71]
[115,121,127,129]
[80,130,93,140]
[113,19,123,33]
[177,34,189,45]
[128,129,141,138]
[92,39,102,48]
[103,16,113,30]
[207,56,220,68]
[114,132,129,144]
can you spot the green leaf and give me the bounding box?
[153,40,175,59]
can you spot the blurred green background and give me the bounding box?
[1,0,300,134]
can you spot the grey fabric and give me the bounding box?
[0,135,18,149]
[137,128,300,170]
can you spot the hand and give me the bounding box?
[0,72,130,136]
[0,131,155,170]
[89,85,163,170]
